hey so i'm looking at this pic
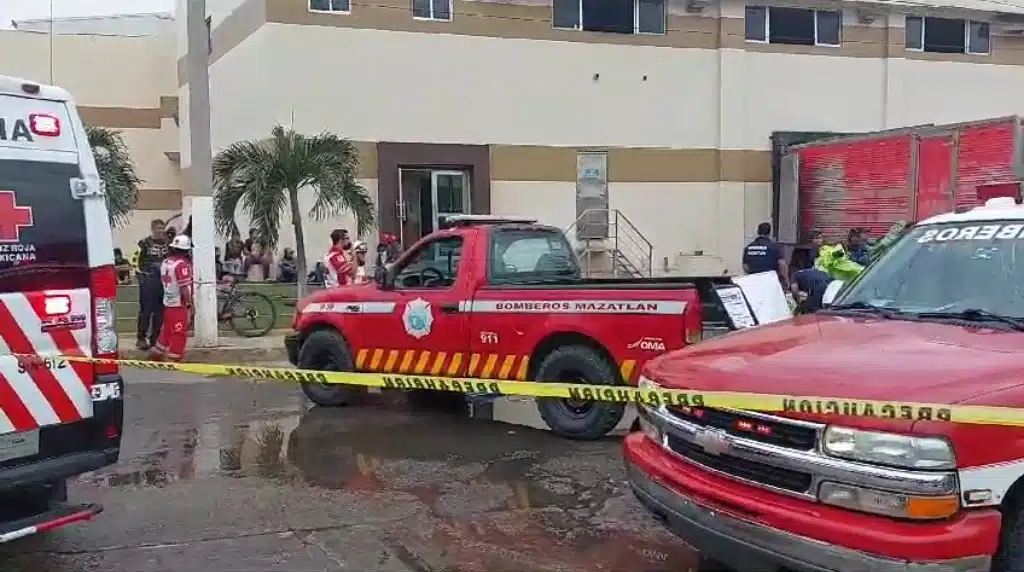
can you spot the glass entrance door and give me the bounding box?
[431,170,470,229]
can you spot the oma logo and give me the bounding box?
[627,336,666,352]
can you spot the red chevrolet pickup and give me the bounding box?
[627,198,1024,572]
[287,215,731,439]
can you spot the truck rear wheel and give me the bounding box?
[534,345,625,440]
[298,330,362,407]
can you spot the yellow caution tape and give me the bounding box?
[46,355,1024,427]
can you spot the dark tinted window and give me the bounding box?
[582,0,633,34]
[923,17,966,53]
[768,7,815,46]
[0,160,89,293]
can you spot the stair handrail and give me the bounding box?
[565,208,653,278]
[613,210,653,276]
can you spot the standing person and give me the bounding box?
[352,241,369,284]
[742,222,789,289]
[324,229,354,287]
[151,235,194,362]
[846,227,871,266]
[809,230,825,264]
[136,218,169,350]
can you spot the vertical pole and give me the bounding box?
[186,0,218,348]
[48,0,55,83]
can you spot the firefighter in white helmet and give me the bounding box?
[151,234,193,362]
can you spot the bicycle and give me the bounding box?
[216,281,278,337]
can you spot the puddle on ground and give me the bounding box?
[79,395,697,571]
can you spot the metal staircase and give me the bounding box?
[565,209,653,278]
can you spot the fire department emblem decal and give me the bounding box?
[403,298,433,339]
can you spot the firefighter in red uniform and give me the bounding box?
[151,234,194,362]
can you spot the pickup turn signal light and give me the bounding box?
[819,482,959,520]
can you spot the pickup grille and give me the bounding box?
[666,434,813,493]
[666,407,817,450]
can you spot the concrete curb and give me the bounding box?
[119,344,288,364]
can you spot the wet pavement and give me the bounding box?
[0,368,699,572]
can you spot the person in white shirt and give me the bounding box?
[352,240,369,284]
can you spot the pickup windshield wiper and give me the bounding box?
[911,308,1024,331]
[824,301,902,319]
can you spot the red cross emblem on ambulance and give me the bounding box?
[0,191,33,243]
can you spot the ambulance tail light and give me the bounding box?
[90,266,119,376]
[29,113,60,137]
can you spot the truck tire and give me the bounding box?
[994,500,1024,571]
[298,329,361,407]
[534,345,626,440]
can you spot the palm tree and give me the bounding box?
[212,125,375,298]
[86,126,142,229]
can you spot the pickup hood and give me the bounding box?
[645,314,1024,405]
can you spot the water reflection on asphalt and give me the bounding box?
[13,379,697,571]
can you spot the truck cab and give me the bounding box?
[627,197,1024,572]
[287,216,730,439]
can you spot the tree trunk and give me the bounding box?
[289,187,308,300]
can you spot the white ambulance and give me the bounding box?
[0,75,123,542]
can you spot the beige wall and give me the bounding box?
[0,29,182,255]
[184,0,1024,272]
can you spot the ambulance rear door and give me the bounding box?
[0,91,97,454]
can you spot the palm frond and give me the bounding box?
[211,125,376,287]
[212,139,277,238]
[87,125,142,229]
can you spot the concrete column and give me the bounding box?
[185,0,218,348]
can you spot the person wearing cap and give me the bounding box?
[324,228,354,287]
[151,234,194,362]
[352,241,370,284]
[375,232,400,283]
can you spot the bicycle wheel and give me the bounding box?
[228,291,277,337]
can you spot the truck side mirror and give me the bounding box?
[821,280,844,306]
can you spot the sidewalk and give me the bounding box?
[119,333,288,364]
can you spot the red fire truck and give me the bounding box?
[773,116,1024,265]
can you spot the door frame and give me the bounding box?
[430,169,471,229]
[376,142,491,242]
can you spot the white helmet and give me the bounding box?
[352,240,368,253]
[169,234,192,251]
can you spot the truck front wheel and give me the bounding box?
[535,345,625,440]
[994,498,1024,571]
[298,330,362,407]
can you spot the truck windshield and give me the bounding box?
[837,221,1024,318]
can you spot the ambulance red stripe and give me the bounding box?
[0,299,80,423]
[0,375,37,432]
[29,298,90,389]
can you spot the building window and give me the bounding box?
[553,0,666,35]
[413,0,452,21]
[745,6,842,47]
[309,0,350,12]
[905,16,989,55]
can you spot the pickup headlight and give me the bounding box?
[822,426,955,470]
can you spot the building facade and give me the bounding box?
[172,0,1024,273]
[1,16,182,253]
